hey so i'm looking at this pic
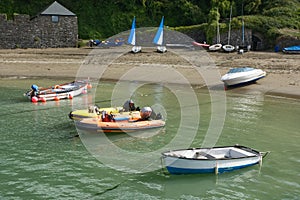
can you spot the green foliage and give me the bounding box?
[0,0,298,45]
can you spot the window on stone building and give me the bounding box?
[52,16,59,23]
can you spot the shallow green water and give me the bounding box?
[0,78,299,199]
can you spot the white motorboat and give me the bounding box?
[161,145,269,174]
[221,67,266,86]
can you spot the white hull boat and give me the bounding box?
[131,46,142,53]
[209,43,222,51]
[223,5,235,53]
[209,18,222,52]
[153,16,167,53]
[221,67,266,86]
[128,17,141,53]
[25,80,90,102]
[162,145,268,174]
[156,46,167,53]
[222,44,235,52]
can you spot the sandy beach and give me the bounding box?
[0,47,299,98]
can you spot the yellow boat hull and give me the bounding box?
[69,107,140,121]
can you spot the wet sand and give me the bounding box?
[0,47,299,98]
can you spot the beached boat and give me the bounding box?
[209,16,222,52]
[97,39,124,47]
[222,5,235,53]
[69,105,140,121]
[221,67,266,87]
[153,16,167,53]
[237,4,251,54]
[209,43,222,51]
[222,44,235,52]
[192,41,210,49]
[25,80,90,103]
[282,45,300,54]
[128,17,141,53]
[162,145,269,174]
[209,44,222,51]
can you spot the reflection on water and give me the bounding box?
[0,79,299,199]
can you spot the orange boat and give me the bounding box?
[75,107,165,133]
[75,118,165,133]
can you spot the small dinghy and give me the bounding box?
[75,118,165,133]
[221,67,266,87]
[75,107,165,133]
[128,17,142,53]
[153,16,167,53]
[282,45,300,54]
[222,44,235,52]
[25,80,91,103]
[69,106,141,121]
[162,145,269,174]
[209,43,222,51]
[192,41,210,49]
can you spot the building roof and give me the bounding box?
[40,1,76,16]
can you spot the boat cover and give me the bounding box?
[283,45,300,52]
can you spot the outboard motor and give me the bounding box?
[140,107,152,120]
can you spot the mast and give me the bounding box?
[217,8,220,44]
[242,2,244,46]
[228,5,232,45]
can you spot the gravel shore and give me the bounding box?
[0,47,299,98]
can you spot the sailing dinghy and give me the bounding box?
[222,5,235,52]
[153,16,167,53]
[128,17,141,53]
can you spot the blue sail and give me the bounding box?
[153,16,164,45]
[128,17,136,45]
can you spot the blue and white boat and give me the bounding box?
[282,45,300,54]
[128,17,141,53]
[153,16,167,53]
[162,145,268,174]
[221,67,266,87]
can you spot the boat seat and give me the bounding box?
[195,152,216,159]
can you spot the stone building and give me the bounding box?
[0,1,78,49]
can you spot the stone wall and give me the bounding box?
[0,14,78,49]
[217,29,252,48]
